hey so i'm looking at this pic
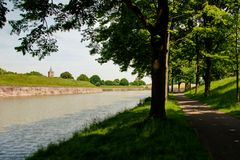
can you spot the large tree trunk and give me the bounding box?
[149,0,169,119]
[235,13,239,102]
[150,33,169,119]
[195,37,200,94]
[204,57,212,97]
[178,82,181,92]
[150,53,167,119]
[165,32,170,101]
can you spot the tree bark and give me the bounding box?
[204,57,212,97]
[165,32,170,101]
[149,0,169,119]
[178,82,181,92]
[171,76,174,93]
[150,33,169,119]
[235,8,239,102]
[195,37,200,94]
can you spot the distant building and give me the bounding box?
[48,67,54,77]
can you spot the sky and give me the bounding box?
[0,4,151,84]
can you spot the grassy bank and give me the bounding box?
[27,97,209,160]
[0,74,95,87]
[186,77,240,118]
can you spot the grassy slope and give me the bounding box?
[0,74,95,87]
[27,97,209,160]
[186,77,240,118]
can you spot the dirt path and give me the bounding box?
[174,93,240,160]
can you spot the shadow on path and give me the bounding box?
[174,93,240,160]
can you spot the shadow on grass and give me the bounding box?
[27,99,209,160]
[186,80,237,109]
[186,79,240,118]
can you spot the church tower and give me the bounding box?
[48,67,54,77]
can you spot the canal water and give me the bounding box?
[0,91,150,160]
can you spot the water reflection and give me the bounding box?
[0,91,150,160]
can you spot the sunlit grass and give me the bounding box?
[186,77,240,118]
[0,74,95,87]
[26,97,209,160]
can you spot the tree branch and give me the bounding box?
[155,0,169,31]
[122,0,153,32]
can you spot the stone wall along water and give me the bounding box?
[0,86,102,97]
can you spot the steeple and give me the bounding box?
[48,67,54,77]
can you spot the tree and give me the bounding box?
[77,74,89,81]
[196,3,233,97]
[60,71,74,79]
[90,75,101,86]
[113,79,120,86]
[25,71,43,76]
[104,80,114,86]
[169,0,236,96]
[131,80,146,86]
[119,78,129,86]
[0,67,6,74]
[5,0,171,118]
[235,1,240,101]
[0,0,8,28]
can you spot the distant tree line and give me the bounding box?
[60,72,146,87]
[0,68,42,76]
[0,68,145,87]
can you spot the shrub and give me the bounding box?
[113,79,120,85]
[0,68,7,74]
[95,82,101,86]
[119,78,129,86]
[104,80,114,85]
[90,75,101,85]
[131,80,146,86]
[60,71,74,79]
[25,71,43,76]
[77,74,89,81]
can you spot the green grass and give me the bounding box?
[26,97,209,160]
[0,74,95,87]
[185,77,240,118]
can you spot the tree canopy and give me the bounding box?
[119,78,129,86]
[60,71,74,79]
[90,75,101,86]
[0,0,8,28]
[77,74,89,81]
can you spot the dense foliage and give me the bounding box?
[104,80,115,86]
[130,79,146,86]
[90,75,102,86]
[25,71,43,76]
[0,0,8,28]
[169,0,240,97]
[77,74,89,81]
[119,78,129,86]
[60,71,74,79]
[0,68,6,74]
